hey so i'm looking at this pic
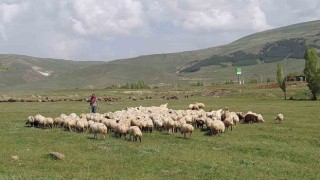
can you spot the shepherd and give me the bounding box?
[89,94,98,113]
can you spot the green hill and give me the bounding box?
[1,20,320,90]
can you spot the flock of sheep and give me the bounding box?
[25,103,284,142]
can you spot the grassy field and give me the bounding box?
[0,85,319,179]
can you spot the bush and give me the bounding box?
[120,81,150,89]
[248,79,258,84]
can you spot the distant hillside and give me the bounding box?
[1,20,319,90]
[180,20,320,73]
[0,54,105,89]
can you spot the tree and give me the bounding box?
[304,47,320,100]
[277,63,287,100]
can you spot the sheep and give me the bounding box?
[188,104,199,110]
[163,116,175,134]
[209,120,225,136]
[53,117,64,127]
[196,102,205,109]
[114,123,129,139]
[76,119,88,132]
[243,114,258,123]
[25,116,34,127]
[63,117,77,131]
[223,117,234,131]
[221,107,230,121]
[274,114,284,123]
[89,123,108,139]
[43,117,54,129]
[127,126,142,142]
[34,114,45,128]
[180,124,194,138]
[146,119,154,133]
[257,114,265,123]
[88,120,95,128]
[236,112,245,122]
[230,112,240,126]
[195,117,205,130]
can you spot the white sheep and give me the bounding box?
[274,114,284,123]
[257,114,265,123]
[89,123,108,139]
[53,117,64,127]
[76,119,88,132]
[63,117,76,131]
[25,116,34,127]
[209,120,225,136]
[34,114,45,128]
[43,117,54,129]
[196,102,205,109]
[230,112,240,126]
[180,124,194,138]
[114,123,129,139]
[188,103,199,110]
[127,126,143,142]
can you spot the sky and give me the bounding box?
[0,0,320,61]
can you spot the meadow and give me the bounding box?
[0,84,319,179]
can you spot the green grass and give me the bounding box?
[0,85,320,179]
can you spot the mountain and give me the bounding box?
[1,20,320,90]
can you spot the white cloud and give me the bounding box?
[67,0,145,36]
[0,23,7,40]
[0,1,29,40]
[0,1,29,23]
[50,34,86,60]
[183,9,235,31]
[0,0,319,61]
[246,0,272,31]
[177,0,272,32]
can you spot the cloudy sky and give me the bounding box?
[0,0,320,61]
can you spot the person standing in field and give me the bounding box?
[89,94,98,113]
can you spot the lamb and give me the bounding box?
[89,123,108,139]
[127,126,142,142]
[180,124,194,138]
[274,114,284,123]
